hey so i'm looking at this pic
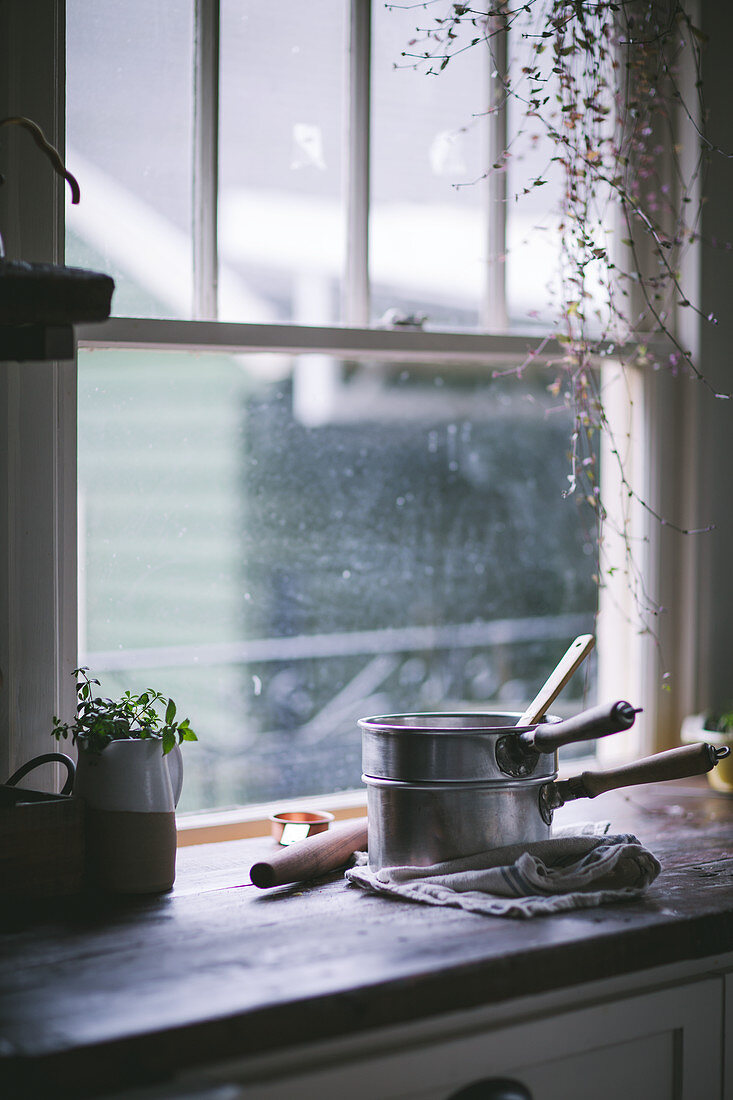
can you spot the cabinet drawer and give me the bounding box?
[111,976,723,1100]
[205,978,722,1100]
[411,1031,675,1099]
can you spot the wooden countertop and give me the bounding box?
[1,780,732,1097]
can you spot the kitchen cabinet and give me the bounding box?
[148,969,726,1100]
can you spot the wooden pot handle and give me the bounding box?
[549,742,727,809]
[527,700,639,754]
[250,817,368,889]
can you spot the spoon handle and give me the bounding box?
[516,634,595,727]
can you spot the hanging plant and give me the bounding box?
[392,0,728,648]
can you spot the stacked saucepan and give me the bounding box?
[359,636,729,871]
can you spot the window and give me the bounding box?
[65,1,602,815]
[2,1,722,821]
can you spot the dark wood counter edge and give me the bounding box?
[2,904,732,1099]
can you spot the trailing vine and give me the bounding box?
[391,0,728,650]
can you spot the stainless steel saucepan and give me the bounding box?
[361,700,638,785]
[360,707,728,871]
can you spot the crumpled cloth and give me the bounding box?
[345,823,661,919]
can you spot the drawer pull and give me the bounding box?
[447,1078,532,1100]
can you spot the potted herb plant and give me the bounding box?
[52,668,198,893]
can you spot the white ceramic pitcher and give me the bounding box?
[76,739,183,893]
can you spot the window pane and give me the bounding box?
[78,350,597,812]
[504,9,612,333]
[218,1,346,325]
[372,6,489,330]
[504,9,564,330]
[65,0,194,319]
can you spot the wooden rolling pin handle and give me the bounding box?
[249,817,368,889]
[578,742,721,799]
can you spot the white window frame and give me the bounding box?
[0,0,78,792]
[1,0,711,834]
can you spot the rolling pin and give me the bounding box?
[249,817,368,888]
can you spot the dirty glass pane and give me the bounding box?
[65,0,194,319]
[78,350,597,812]
[372,5,488,330]
[504,8,612,332]
[502,7,564,331]
[218,0,346,325]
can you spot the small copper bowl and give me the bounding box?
[269,810,335,845]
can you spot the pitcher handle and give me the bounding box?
[6,752,76,795]
[166,742,184,807]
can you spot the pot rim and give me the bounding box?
[362,773,553,791]
[358,711,560,735]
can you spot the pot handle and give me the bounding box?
[525,700,640,754]
[5,752,76,796]
[546,742,730,811]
